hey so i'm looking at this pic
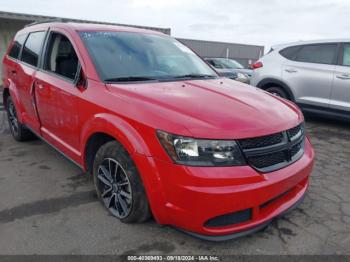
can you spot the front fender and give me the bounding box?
[80,113,152,168]
[79,113,168,223]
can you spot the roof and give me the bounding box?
[0,10,171,35]
[272,38,350,50]
[21,21,166,35]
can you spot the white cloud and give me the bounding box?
[0,0,349,49]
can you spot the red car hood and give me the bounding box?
[107,78,303,139]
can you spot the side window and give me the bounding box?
[211,60,223,69]
[44,32,79,80]
[295,44,337,65]
[342,44,350,66]
[21,31,46,67]
[206,60,214,66]
[8,34,27,59]
[279,46,300,60]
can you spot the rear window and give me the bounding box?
[295,44,337,65]
[21,31,46,67]
[8,34,27,59]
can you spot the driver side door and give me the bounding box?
[34,29,82,162]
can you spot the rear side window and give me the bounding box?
[279,46,300,60]
[21,31,46,67]
[8,34,27,59]
[295,44,337,65]
[342,43,350,66]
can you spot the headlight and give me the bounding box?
[237,72,248,79]
[157,130,245,166]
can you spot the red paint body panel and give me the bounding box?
[1,22,315,238]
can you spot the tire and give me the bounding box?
[6,96,35,141]
[265,86,289,99]
[93,140,151,223]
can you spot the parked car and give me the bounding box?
[1,21,314,241]
[205,57,252,83]
[251,39,350,120]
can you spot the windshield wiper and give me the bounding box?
[104,76,158,82]
[172,74,217,79]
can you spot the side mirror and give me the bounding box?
[75,65,87,89]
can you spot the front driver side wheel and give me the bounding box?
[93,140,151,223]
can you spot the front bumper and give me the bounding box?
[177,191,306,241]
[134,137,314,240]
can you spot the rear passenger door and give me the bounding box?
[34,29,81,162]
[3,33,27,106]
[330,43,350,112]
[281,43,338,109]
[16,31,47,134]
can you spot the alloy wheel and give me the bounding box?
[97,158,132,219]
[7,101,19,136]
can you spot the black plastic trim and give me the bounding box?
[204,209,252,228]
[176,192,306,242]
[298,103,350,121]
[238,124,305,173]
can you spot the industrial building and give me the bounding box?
[0,10,263,85]
[177,38,264,68]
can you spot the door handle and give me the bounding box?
[285,69,298,73]
[11,70,17,75]
[336,74,350,80]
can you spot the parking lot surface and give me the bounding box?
[0,94,349,255]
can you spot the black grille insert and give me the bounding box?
[239,132,284,149]
[238,123,305,173]
[204,208,252,228]
[248,151,287,169]
[260,189,293,209]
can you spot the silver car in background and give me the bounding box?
[251,39,350,120]
[205,57,252,83]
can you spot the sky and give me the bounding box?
[1,0,350,50]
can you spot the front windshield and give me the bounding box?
[79,31,217,82]
[216,58,244,69]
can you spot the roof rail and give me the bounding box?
[24,18,68,27]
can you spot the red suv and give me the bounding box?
[1,21,314,241]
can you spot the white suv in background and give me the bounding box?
[251,39,350,120]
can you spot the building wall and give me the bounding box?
[177,38,264,68]
[0,18,29,85]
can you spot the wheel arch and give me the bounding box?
[3,82,24,122]
[81,113,152,173]
[257,78,295,101]
[80,114,167,223]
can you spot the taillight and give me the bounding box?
[252,61,263,69]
